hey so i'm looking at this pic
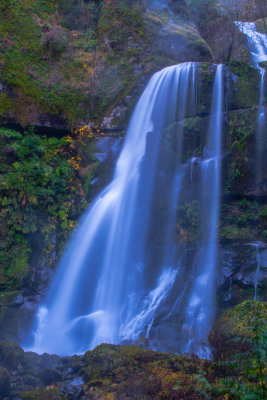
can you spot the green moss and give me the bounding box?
[0,0,214,126]
[198,63,217,112]
[0,0,99,126]
[224,108,258,195]
[82,343,209,399]
[230,61,260,108]
[219,199,266,240]
[21,388,66,400]
[210,300,267,348]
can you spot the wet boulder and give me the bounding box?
[83,344,126,378]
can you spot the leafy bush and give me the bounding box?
[0,127,88,292]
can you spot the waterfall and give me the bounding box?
[235,22,266,193]
[28,63,196,356]
[27,62,224,358]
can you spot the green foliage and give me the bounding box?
[209,301,267,400]
[0,127,88,292]
[230,61,260,108]
[0,0,100,126]
[219,199,265,240]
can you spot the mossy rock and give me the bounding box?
[0,340,24,370]
[145,12,212,62]
[21,373,42,387]
[82,343,209,399]
[38,368,62,386]
[229,61,261,109]
[21,387,66,400]
[223,107,261,197]
[83,343,151,379]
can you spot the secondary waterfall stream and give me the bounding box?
[235,22,266,298]
[28,63,224,357]
[235,22,267,193]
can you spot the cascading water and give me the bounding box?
[235,22,266,193]
[27,61,224,358]
[235,22,267,65]
[181,65,223,359]
[119,63,196,345]
[28,63,197,356]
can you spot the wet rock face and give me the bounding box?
[93,137,123,163]
[0,261,54,344]
[218,243,267,287]
[217,242,267,309]
[0,340,85,399]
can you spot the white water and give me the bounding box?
[27,61,225,358]
[181,65,223,359]
[234,22,267,65]
[120,268,178,342]
[233,24,266,302]
[29,63,197,356]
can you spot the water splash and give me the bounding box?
[120,268,178,343]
